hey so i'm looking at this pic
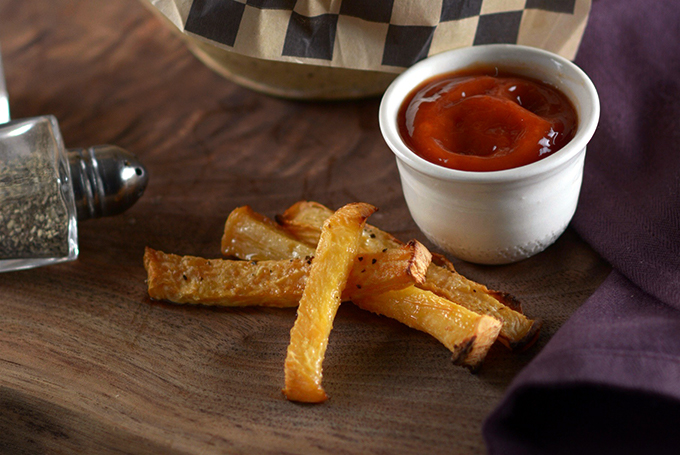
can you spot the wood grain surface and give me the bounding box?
[0,1,611,454]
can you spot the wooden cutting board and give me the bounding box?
[0,1,610,453]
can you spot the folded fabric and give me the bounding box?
[485,271,680,454]
[484,0,680,453]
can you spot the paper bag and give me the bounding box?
[145,0,591,99]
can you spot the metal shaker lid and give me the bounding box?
[68,145,149,221]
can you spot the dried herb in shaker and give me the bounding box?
[0,117,76,267]
[0,151,71,259]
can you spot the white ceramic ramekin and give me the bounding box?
[379,44,600,264]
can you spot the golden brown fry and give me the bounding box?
[345,240,431,301]
[221,205,432,300]
[144,247,307,307]
[144,242,430,306]
[277,201,402,252]
[421,256,541,351]
[276,201,540,350]
[222,204,500,366]
[283,202,377,403]
[354,286,502,371]
[273,201,329,247]
[222,206,316,261]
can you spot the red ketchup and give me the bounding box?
[398,67,578,172]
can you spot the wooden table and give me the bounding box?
[0,1,611,453]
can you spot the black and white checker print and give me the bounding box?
[183,0,586,71]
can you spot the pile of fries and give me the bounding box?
[144,201,541,403]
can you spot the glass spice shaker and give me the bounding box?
[0,116,148,272]
[0,45,148,272]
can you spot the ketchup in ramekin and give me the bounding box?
[398,67,577,172]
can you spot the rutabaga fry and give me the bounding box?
[345,240,431,301]
[277,200,402,252]
[354,286,502,371]
[283,202,376,403]
[275,200,541,351]
[220,204,501,367]
[222,205,315,261]
[420,256,541,351]
[145,247,308,307]
[144,241,430,306]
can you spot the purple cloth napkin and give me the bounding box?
[484,1,680,453]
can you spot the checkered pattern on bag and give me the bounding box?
[182,0,587,72]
